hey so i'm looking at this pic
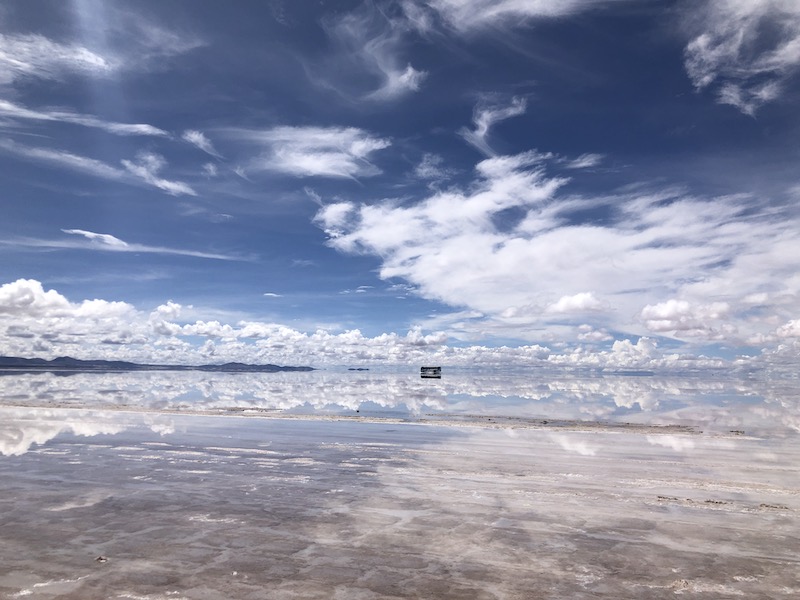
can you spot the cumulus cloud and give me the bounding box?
[230,126,391,179]
[776,319,800,338]
[0,279,133,319]
[314,143,800,345]
[4,278,785,372]
[459,96,527,156]
[640,299,732,338]
[182,129,222,157]
[577,324,613,342]
[121,152,197,196]
[683,0,800,114]
[547,292,603,314]
[0,99,167,136]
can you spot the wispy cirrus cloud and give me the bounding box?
[229,126,390,179]
[62,229,129,248]
[106,7,204,66]
[182,129,222,158]
[0,6,202,86]
[3,229,248,262]
[0,32,114,85]
[318,2,427,102]
[564,153,604,169]
[413,153,456,182]
[120,152,197,196]
[683,0,800,114]
[0,137,126,181]
[0,99,167,136]
[459,96,527,156]
[0,139,196,196]
[428,0,612,32]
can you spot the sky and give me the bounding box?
[1,0,799,371]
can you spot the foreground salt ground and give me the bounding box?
[0,406,797,600]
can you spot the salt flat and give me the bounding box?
[0,371,798,599]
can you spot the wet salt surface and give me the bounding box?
[1,369,799,435]
[0,372,798,599]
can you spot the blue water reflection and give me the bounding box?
[0,370,798,440]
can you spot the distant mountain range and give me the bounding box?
[0,356,314,373]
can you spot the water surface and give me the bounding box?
[0,371,798,599]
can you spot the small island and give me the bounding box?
[0,356,314,373]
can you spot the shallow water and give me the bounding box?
[0,371,798,599]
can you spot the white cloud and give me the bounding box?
[61,229,129,248]
[0,137,126,181]
[5,231,245,262]
[400,1,436,34]
[640,299,732,337]
[231,126,390,179]
[776,319,800,338]
[0,32,114,85]
[459,96,527,156]
[3,278,782,372]
[0,8,202,87]
[106,8,204,66]
[182,129,222,157]
[367,63,427,102]
[321,3,427,101]
[414,152,455,181]
[0,139,197,197]
[428,0,608,32]
[577,324,613,342]
[683,0,800,114]
[564,153,604,169]
[314,145,800,346]
[547,292,603,314]
[121,152,197,196]
[0,99,168,136]
[0,279,133,319]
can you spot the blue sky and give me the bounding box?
[1,0,800,369]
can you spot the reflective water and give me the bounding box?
[0,371,798,599]
[1,369,798,443]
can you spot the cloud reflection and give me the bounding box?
[0,371,798,438]
[0,407,174,456]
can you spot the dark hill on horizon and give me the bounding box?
[0,356,314,373]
